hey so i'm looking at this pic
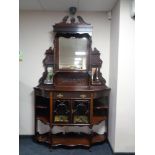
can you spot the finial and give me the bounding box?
[69,7,77,15]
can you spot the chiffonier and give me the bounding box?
[34,9,110,149]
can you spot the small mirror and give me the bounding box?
[44,66,54,84]
[59,37,88,70]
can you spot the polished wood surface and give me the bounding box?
[50,92,53,128]
[34,132,106,147]
[36,116,49,124]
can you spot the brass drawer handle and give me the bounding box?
[57,93,63,98]
[80,94,86,99]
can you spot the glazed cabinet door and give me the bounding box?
[72,100,90,124]
[53,99,71,124]
[52,92,92,125]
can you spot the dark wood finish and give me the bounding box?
[92,116,107,124]
[34,95,37,135]
[36,116,49,125]
[35,132,106,147]
[53,16,93,34]
[50,92,53,127]
[34,132,50,144]
[90,93,93,124]
[54,72,89,86]
[34,13,110,149]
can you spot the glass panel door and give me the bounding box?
[72,100,89,124]
[53,100,70,123]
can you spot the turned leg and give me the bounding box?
[49,126,53,151]
[89,124,93,150]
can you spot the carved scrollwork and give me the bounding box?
[77,16,90,25]
[55,33,91,40]
[91,48,106,85]
[91,48,103,67]
[56,15,91,25]
[43,47,54,66]
[70,17,76,23]
[62,16,69,23]
[53,15,92,34]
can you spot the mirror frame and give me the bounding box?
[54,33,92,72]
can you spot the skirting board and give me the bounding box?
[115,153,135,155]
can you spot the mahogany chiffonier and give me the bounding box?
[34,9,110,149]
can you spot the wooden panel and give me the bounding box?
[52,134,90,147]
[92,116,107,124]
[93,90,110,99]
[34,132,106,147]
[91,134,106,144]
[54,92,91,99]
[54,72,89,86]
[35,89,50,98]
[36,116,50,125]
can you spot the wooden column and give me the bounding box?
[34,93,38,136]
[89,93,94,147]
[49,92,53,148]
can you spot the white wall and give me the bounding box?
[109,0,135,153]
[115,0,135,152]
[108,0,120,150]
[19,11,111,135]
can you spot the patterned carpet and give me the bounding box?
[19,136,134,155]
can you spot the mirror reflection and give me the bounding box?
[59,37,88,70]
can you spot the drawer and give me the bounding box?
[53,92,91,99]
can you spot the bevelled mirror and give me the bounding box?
[58,37,88,70]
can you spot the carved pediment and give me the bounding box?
[53,16,93,34]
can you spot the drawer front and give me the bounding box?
[53,92,91,99]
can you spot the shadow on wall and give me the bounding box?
[19,81,35,135]
[49,30,54,44]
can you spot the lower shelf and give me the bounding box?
[36,116,50,125]
[92,116,107,124]
[34,132,106,147]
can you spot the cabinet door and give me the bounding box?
[72,100,90,124]
[53,100,71,123]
